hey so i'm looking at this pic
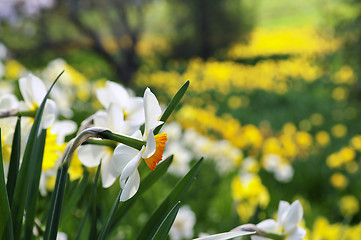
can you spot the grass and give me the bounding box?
[253,0,323,28]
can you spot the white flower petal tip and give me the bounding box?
[255,199,305,239]
[193,230,255,240]
[143,87,162,133]
[119,170,140,202]
[19,73,47,108]
[282,200,303,233]
[287,227,307,240]
[41,99,57,129]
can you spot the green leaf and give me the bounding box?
[0,129,14,240]
[97,189,122,240]
[43,163,69,240]
[11,71,63,240]
[98,130,145,150]
[136,158,203,240]
[152,201,181,240]
[105,156,173,237]
[23,129,47,240]
[154,80,189,135]
[6,116,21,206]
[61,171,90,224]
[75,164,101,240]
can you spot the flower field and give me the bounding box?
[133,26,361,238]
[1,1,361,239]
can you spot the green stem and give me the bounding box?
[19,110,36,118]
[62,128,146,165]
[84,139,118,149]
[98,130,145,150]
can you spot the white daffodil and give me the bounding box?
[19,73,57,129]
[0,93,19,166]
[77,104,136,188]
[251,200,306,240]
[96,81,145,127]
[112,88,167,202]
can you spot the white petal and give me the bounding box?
[101,155,119,188]
[41,99,57,129]
[50,120,77,144]
[119,148,143,187]
[286,227,307,240]
[132,130,143,139]
[120,169,140,201]
[142,129,156,159]
[0,94,19,110]
[144,88,162,133]
[112,143,140,175]
[278,200,291,224]
[77,145,109,167]
[125,97,145,126]
[96,81,130,109]
[256,219,278,232]
[19,74,47,108]
[93,110,108,128]
[283,200,303,233]
[56,232,68,240]
[107,104,125,132]
[106,81,130,109]
[96,88,111,109]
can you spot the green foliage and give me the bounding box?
[6,116,21,206]
[24,129,47,239]
[11,72,62,240]
[0,130,14,240]
[136,158,203,240]
[152,202,181,240]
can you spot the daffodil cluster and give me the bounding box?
[176,106,315,182]
[76,81,168,201]
[0,72,79,194]
[161,121,243,176]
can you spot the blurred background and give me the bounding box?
[1,0,361,238]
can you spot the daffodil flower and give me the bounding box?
[77,104,136,188]
[19,73,57,129]
[112,88,168,202]
[96,81,145,127]
[251,200,306,240]
[0,94,20,167]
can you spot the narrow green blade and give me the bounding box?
[136,158,203,240]
[6,116,21,205]
[105,156,173,237]
[43,168,61,238]
[97,189,122,240]
[61,171,90,224]
[11,71,63,240]
[43,163,69,240]
[23,129,47,240]
[154,80,189,135]
[76,164,101,240]
[0,129,14,240]
[152,201,181,240]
